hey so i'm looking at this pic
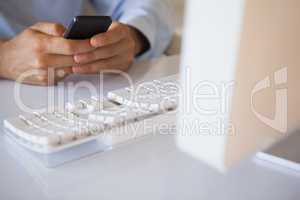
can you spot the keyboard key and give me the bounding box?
[107,75,179,113]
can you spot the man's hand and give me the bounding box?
[0,22,94,85]
[72,22,149,74]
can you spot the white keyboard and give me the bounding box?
[3,75,179,154]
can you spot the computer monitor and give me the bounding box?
[177,0,300,172]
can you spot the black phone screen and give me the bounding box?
[64,16,112,40]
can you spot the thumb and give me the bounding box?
[30,22,66,37]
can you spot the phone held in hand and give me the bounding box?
[64,16,112,40]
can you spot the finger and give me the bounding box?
[15,70,49,86]
[54,67,73,82]
[30,22,66,37]
[72,55,132,74]
[35,67,71,85]
[74,38,132,64]
[44,37,95,55]
[57,67,73,77]
[15,67,71,86]
[91,22,127,48]
[32,54,76,69]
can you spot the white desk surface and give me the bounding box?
[0,55,299,200]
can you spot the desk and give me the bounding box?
[0,55,299,200]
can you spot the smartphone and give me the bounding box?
[64,16,112,40]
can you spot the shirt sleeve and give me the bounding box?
[0,12,25,38]
[92,0,175,60]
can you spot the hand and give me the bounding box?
[0,22,94,85]
[72,22,149,74]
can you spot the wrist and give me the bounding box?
[128,26,150,56]
[0,40,8,78]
